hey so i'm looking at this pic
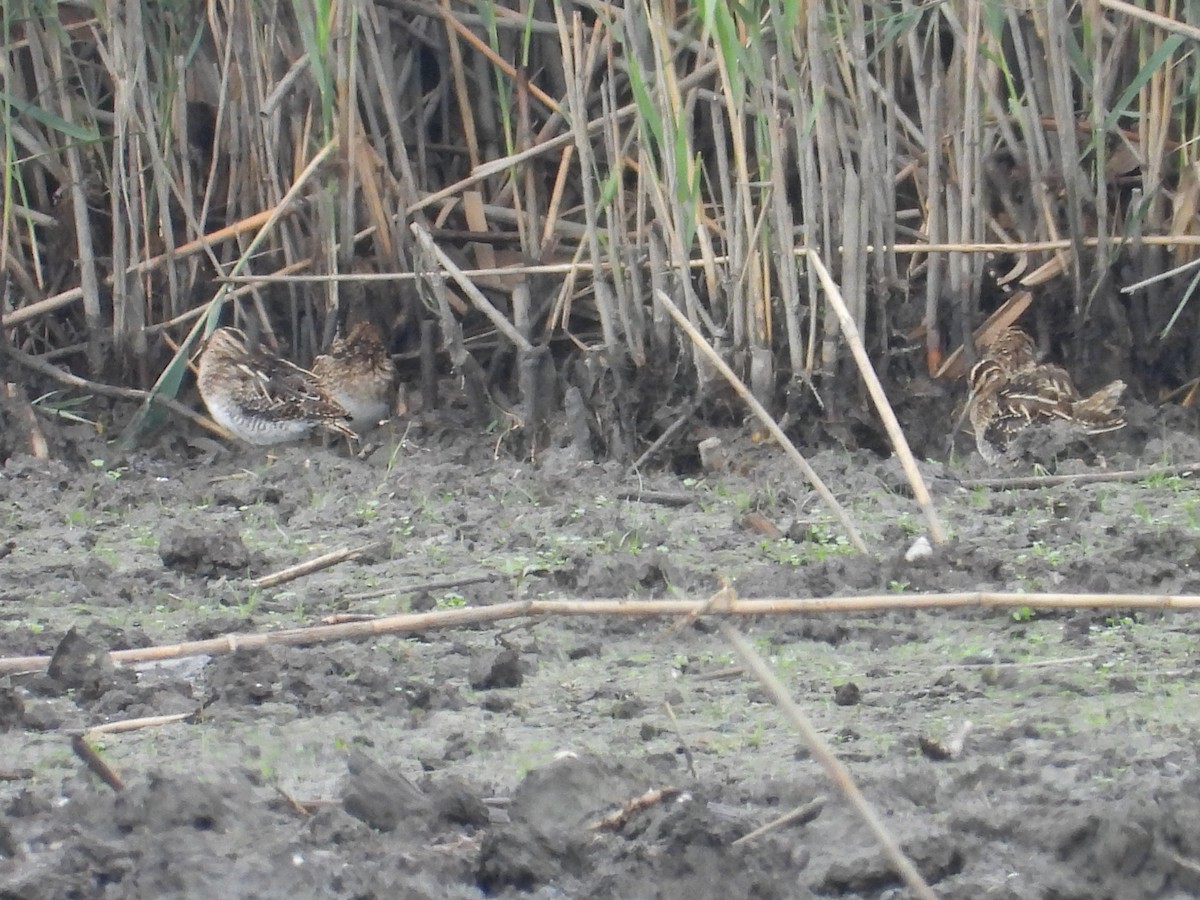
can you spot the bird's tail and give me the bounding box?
[1071,380,1126,433]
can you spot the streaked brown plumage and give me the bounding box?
[981,326,1037,372]
[197,326,355,445]
[311,321,398,433]
[967,328,1126,464]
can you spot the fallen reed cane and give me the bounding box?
[1,591,1196,675]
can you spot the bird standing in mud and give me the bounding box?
[197,326,355,445]
[966,326,1126,465]
[311,321,398,435]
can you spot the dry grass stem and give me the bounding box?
[70,735,126,793]
[731,795,827,847]
[961,464,1200,490]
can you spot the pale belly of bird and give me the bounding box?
[207,400,319,445]
[329,391,390,432]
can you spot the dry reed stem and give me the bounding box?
[2,591,1194,676]
[215,233,1200,294]
[804,251,945,543]
[251,542,388,589]
[720,623,937,900]
[934,291,1033,380]
[653,289,870,555]
[1099,0,1200,41]
[204,228,1200,299]
[410,223,534,352]
[70,735,125,793]
[1,383,49,458]
[4,208,293,329]
[84,713,191,736]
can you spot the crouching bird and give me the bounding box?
[311,321,399,435]
[197,326,355,445]
[966,327,1126,465]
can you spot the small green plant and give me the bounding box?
[1143,471,1186,492]
[436,592,468,609]
[1184,500,1200,531]
[34,392,97,426]
[1011,606,1035,623]
[354,499,380,522]
[1028,541,1065,566]
[888,579,910,593]
[89,458,126,480]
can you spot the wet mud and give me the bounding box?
[3,400,1200,898]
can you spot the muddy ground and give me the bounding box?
[3,394,1200,899]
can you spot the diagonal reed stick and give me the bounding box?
[720,623,937,899]
[804,250,946,544]
[654,289,870,555]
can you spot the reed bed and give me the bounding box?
[3,1,1199,447]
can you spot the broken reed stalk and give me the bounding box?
[409,223,534,352]
[209,232,1200,289]
[70,734,125,792]
[2,341,221,435]
[653,289,870,556]
[251,542,388,589]
[1,382,49,458]
[731,795,827,847]
[3,591,1198,675]
[720,623,936,900]
[804,250,946,544]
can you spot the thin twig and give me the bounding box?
[614,489,695,507]
[70,734,126,792]
[343,571,501,602]
[410,223,534,352]
[934,653,1101,672]
[252,542,388,589]
[84,712,191,736]
[731,795,827,847]
[588,787,681,832]
[2,342,218,435]
[663,702,697,779]
[625,398,702,475]
[719,624,936,900]
[961,463,1200,490]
